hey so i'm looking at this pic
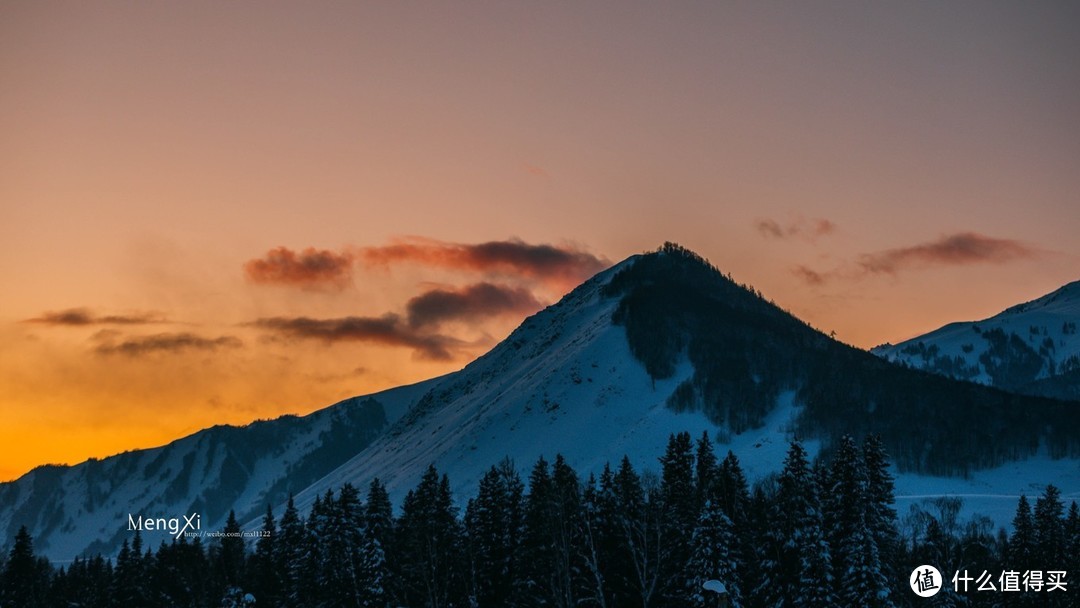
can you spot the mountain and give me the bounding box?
[873,280,1080,400]
[0,380,432,561]
[4,243,1079,561]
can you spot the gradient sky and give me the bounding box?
[2,1,1078,481]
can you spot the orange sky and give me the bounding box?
[2,2,1078,482]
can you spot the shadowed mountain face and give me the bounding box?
[601,244,1079,472]
[4,243,1078,561]
[873,280,1080,399]
[0,384,432,561]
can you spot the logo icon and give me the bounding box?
[910,565,942,597]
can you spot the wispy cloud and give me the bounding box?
[790,231,1043,287]
[406,282,544,328]
[790,265,827,286]
[24,308,167,326]
[94,333,243,356]
[355,237,609,290]
[857,232,1039,275]
[250,315,471,361]
[755,216,836,241]
[243,246,354,290]
[523,163,550,178]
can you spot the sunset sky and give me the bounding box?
[2,2,1078,482]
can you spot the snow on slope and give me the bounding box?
[291,258,727,509]
[0,379,433,561]
[292,259,1074,533]
[873,280,1080,389]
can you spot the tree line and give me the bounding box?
[2,432,1078,607]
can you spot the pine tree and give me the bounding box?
[397,464,466,608]
[862,434,899,597]
[659,432,697,605]
[593,462,629,607]
[212,509,246,599]
[717,450,752,601]
[363,477,394,608]
[278,494,309,606]
[551,454,587,608]
[611,455,661,608]
[1033,484,1066,569]
[695,432,718,508]
[825,435,892,607]
[684,499,741,608]
[319,483,366,607]
[2,526,46,607]
[250,503,281,607]
[1009,495,1036,574]
[1065,501,1080,591]
[521,456,556,607]
[757,442,835,607]
[467,461,524,608]
[580,472,611,608]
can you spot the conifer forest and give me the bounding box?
[2,433,1077,607]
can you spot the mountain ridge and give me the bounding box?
[4,244,1078,561]
[873,277,1080,399]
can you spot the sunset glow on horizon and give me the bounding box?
[2,1,1078,481]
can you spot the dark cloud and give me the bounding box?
[755,217,836,241]
[858,232,1039,275]
[355,237,609,290]
[406,282,544,328]
[244,246,354,289]
[95,333,243,356]
[250,314,468,361]
[24,308,166,326]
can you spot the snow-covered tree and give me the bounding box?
[757,441,835,607]
[684,500,741,608]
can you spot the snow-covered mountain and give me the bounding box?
[0,381,432,561]
[5,244,1078,561]
[872,280,1080,399]
[290,245,1078,533]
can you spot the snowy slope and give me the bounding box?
[290,258,730,509]
[290,258,1077,533]
[873,281,1080,394]
[0,379,433,561]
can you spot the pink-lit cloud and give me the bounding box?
[244,246,354,290]
[354,237,609,291]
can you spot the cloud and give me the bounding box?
[95,333,243,356]
[250,315,469,361]
[244,246,354,289]
[406,282,544,328]
[523,163,550,178]
[755,216,836,241]
[789,231,1042,287]
[355,237,609,290]
[24,308,166,326]
[857,232,1039,275]
[790,265,827,286]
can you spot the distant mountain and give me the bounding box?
[4,244,1078,561]
[0,381,432,561]
[873,280,1080,400]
